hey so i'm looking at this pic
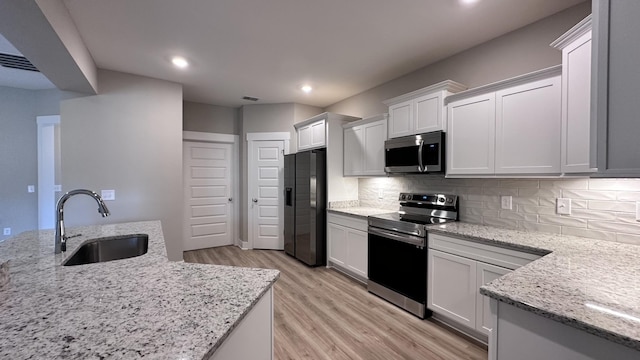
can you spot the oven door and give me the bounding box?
[367,226,427,305]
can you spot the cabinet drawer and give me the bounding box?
[327,213,368,231]
[428,233,540,270]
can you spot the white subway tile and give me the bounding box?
[485,201,502,210]
[461,200,483,208]
[483,217,518,229]
[518,204,556,215]
[498,180,539,188]
[499,211,527,221]
[588,178,640,191]
[561,227,617,241]
[518,221,561,234]
[615,213,640,224]
[562,190,617,200]
[540,179,588,189]
[518,188,562,198]
[588,220,640,234]
[460,214,483,224]
[616,192,640,201]
[616,233,640,246]
[570,209,617,221]
[512,197,540,206]
[465,208,498,217]
[588,200,636,213]
[483,188,518,196]
[539,198,556,207]
[572,199,587,209]
[523,214,539,222]
[539,215,588,228]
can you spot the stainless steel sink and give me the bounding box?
[63,234,149,266]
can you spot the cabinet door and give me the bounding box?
[362,120,387,175]
[562,31,594,173]
[415,92,443,133]
[327,222,347,266]
[310,120,326,148]
[346,228,368,279]
[447,93,496,175]
[475,262,510,336]
[388,100,413,138]
[343,126,363,176]
[428,249,477,329]
[495,76,561,174]
[298,125,312,150]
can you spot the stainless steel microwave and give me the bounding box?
[384,131,445,174]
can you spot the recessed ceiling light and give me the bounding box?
[460,0,479,4]
[171,56,189,69]
[301,85,313,93]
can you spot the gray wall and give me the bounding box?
[325,2,591,118]
[0,86,37,241]
[238,103,322,243]
[183,101,239,135]
[60,70,184,260]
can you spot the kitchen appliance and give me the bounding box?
[367,193,458,318]
[384,131,445,174]
[283,149,327,266]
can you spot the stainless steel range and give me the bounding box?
[367,193,459,318]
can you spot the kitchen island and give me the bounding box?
[430,222,640,360]
[0,221,279,359]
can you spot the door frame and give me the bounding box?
[183,131,240,247]
[246,132,290,249]
[37,115,60,229]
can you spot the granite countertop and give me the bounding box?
[0,221,280,359]
[429,222,640,351]
[327,207,396,218]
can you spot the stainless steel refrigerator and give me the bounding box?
[283,149,326,266]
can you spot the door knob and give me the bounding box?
[228,198,233,202]
[252,198,258,203]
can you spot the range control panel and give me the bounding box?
[399,193,457,206]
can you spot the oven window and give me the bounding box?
[385,145,420,167]
[368,232,427,303]
[422,143,440,166]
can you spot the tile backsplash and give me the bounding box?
[359,176,640,245]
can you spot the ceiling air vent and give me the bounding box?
[242,96,259,102]
[0,53,39,72]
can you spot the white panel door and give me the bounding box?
[183,141,232,251]
[250,140,285,249]
[476,262,511,336]
[562,31,593,173]
[447,93,496,175]
[362,120,387,175]
[415,92,442,133]
[428,249,477,329]
[388,100,413,138]
[495,76,561,174]
[343,126,363,176]
[327,222,347,266]
[346,228,368,279]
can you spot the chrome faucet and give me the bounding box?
[54,189,110,254]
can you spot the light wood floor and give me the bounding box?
[184,246,488,360]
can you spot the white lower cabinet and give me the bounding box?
[428,233,539,340]
[327,213,368,280]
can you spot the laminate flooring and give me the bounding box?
[184,246,488,360]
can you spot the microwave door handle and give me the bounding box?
[417,140,424,172]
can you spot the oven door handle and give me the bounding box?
[368,227,425,247]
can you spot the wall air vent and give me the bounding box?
[0,53,39,72]
[242,96,259,102]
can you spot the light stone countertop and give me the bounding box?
[429,222,640,351]
[327,207,396,219]
[0,221,280,359]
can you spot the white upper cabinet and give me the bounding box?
[343,114,388,177]
[551,15,595,174]
[495,76,561,174]
[296,118,326,151]
[447,93,496,175]
[384,81,467,139]
[446,66,562,177]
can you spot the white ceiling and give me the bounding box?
[27,0,586,107]
[0,33,56,90]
